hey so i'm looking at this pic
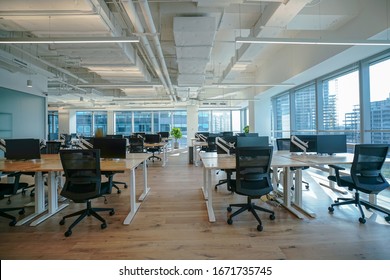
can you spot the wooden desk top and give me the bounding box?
[199,151,349,170]
[0,153,150,173]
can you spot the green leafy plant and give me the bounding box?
[171,127,182,140]
[243,125,249,134]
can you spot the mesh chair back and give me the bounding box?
[276,138,291,151]
[59,149,102,201]
[43,141,61,154]
[351,144,389,191]
[235,146,274,197]
[129,137,144,153]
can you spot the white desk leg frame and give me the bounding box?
[274,168,305,219]
[205,169,216,222]
[30,171,69,226]
[291,169,316,218]
[16,172,46,226]
[123,168,141,225]
[138,160,150,201]
[201,167,208,200]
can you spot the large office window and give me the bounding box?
[211,111,231,133]
[369,57,390,144]
[198,111,210,131]
[322,69,359,143]
[76,111,107,137]
[273,93,290,138]
[158,111,172,132]
[133,111,152,132]
[293,84,316,133]
[173,110,187,145]
[48,111,58,140]
[115,111,132,135]
[198,110,240,133]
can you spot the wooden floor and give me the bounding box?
[1,148,390,260]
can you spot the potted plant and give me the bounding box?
[243,125,250,134]
[171,127,182,149]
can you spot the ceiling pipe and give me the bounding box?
[122,0,177,102]
[137,0,177,102]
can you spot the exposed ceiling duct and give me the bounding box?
[174,16,217,100]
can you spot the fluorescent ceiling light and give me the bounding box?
[206,83,294,88]
[76,83,162,88]
[0,36,139,44]
[236,37,390,46]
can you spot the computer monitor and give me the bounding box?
[236,136,269,148]
[158,132,170,138]
[144,134,161,144]
[106,134,123,139]
[5,139,41,160]
[92,138,127,159]
[221,131,233,137]
[236,132,259,137]
[316,135,347,155]
[290,135,317,153]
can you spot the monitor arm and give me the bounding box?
[79,138,93,149]
[198,134,207,142]
[0,138,6,152]
[216,137,235,155]
[291,135,308,154]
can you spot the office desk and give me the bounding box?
[192,140,208,166]
[0,153,150,226]
[144,142,169,166]
[199,152,311,222]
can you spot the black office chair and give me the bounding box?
[276,138,310,190]
[0,172,27,226]
[227,146,276,231]
[328,144,390,224]
[129,136,145,153]
[58,149,115,237]
[144,134,162,162]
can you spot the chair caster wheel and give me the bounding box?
[227,218,233,225]
[227,206,232,212]
[269,214,275,220]
[64,230,72,237]
[59,219,65,225]
[117,189,121,194]
[19,209,25,215]
[124,184,128,188]
[101,223,107,229]
[109,210,115,216]
[9,219,17,226]
[359,217,366,224]
[257,224,263,231]
[328,206,334,213]
[6,200,11,205]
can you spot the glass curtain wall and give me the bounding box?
[133,111,152,133]
[321,69,360,143]
[369,58,390,144]
[271,51,390,151]
[76,111,107,137]
[115,111,132,135]
[293,84,316,134]
[48,111,59,140]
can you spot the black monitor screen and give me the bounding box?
[290,135,317,153]
[236,136,269,148]
[93,138,127,159]
[316,135,347,155]
[144,134,161,143]
[5,139,41,160]
[158,132,170,138]
[106,134,123,139]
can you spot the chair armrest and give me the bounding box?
[328,164,346,186]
